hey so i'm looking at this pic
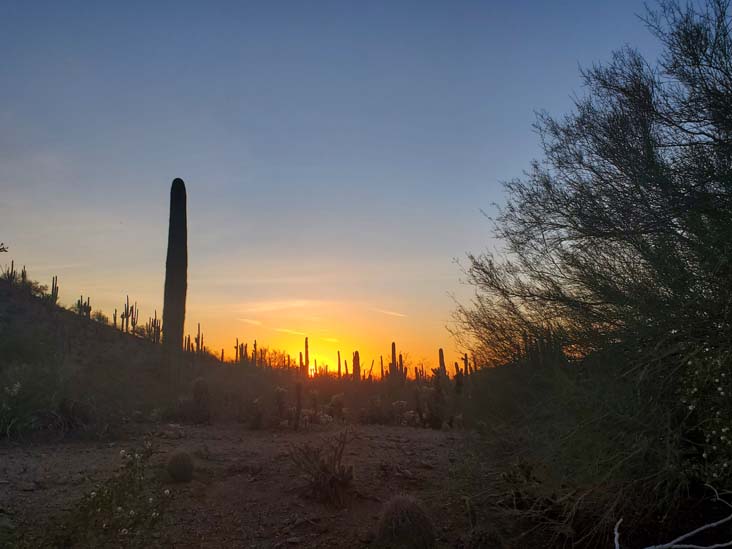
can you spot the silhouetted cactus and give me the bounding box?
[438,348,447,377]
[162,178,188,361]
[75,295,91,318]
[144,310,161,343]
[352,351,361,382]
[454,362,464,395]
[49,275,59,304]
[338,351,342,378]
[2,260,17,285]
[130,301,139,332]
[305,337,310,373]
[391,342,397,377]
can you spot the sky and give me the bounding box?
[0,0,661,371]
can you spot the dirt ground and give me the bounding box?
[0,423,472,548]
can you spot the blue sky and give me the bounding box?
[0,0,661,365]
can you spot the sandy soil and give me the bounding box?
[0,423,471,548]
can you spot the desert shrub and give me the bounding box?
[274,386,287,419]
[309,389,320,415]
[91,310,109,324]
[15,442,170,548]
[362,395,387,424]
[167,451,194,483]
[192,377,208,404]
[459,343,732,546]
[328,392,344,420]
[424,376,447,429]
[191,377,210,423]
[289,429,354,506]
[0,362,65,438]
[248,397,264,429]
[451,0,732,544]
[374,494,436,549]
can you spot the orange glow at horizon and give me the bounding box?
[180,295,460,374]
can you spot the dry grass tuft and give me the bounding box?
[289,429,354,506]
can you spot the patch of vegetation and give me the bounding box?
[15,442,171,548]
[289,429,354,506]
[449,1,732,545]
[374,494,436,549]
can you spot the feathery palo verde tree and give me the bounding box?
[455,0,732,366]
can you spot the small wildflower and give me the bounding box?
[129,510,135,517]
[120,528,128,535]
[164,489,170,496]
[90,491,97,498]
[152,511,159,518]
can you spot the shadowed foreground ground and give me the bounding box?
[1,424,469,548]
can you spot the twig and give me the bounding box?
[616,486,732,549]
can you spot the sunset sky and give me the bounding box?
[0,1,659,370]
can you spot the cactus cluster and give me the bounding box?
[144,310,161,343]
[119,295,138,333]
[50,275,59,304]
[75,295,91,317]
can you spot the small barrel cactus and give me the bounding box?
[374,494,436,549]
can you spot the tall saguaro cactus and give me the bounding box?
[305,337,310,372]
[162,178,188,365]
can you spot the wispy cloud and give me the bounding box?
[241,300,312,313]
[276,328,306,336]
[238,318,262,326]
[372,308,407,318]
